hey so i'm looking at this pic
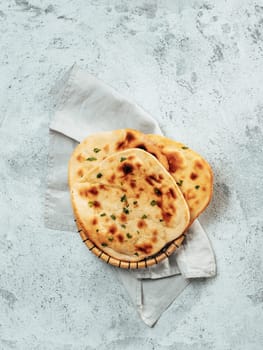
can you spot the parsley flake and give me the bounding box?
[177,180,183,186]
[123,208,129,214]
[126,233,132,239]
[141,214,147,219]
[133,201,138,205]
[100,213,106,217]
[88,201,94,207]
[86,157,97,161]
[134,252,139,256]
[120,157,127,162]
[121,224,126,229]
[108,237,113,242]
[93,148,101,153]
[101,242,108,247]
[182,146,188,150]
[195,185,200,189]
[120,194,127,202]
[96,173,103,178]
[151,200,157,206]
[110,214,116,220]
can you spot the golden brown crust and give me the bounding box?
[70,149,190,262]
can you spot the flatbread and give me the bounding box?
[68,129,169,187]
[69,129,213,225]
[146,134,213,224]
[71,149,190,262]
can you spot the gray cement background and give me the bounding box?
[0,0,262,349]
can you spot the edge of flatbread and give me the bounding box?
[147,134,213,225]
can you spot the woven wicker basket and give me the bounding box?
[75,219,185,269]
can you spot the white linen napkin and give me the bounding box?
[45,65,216,326]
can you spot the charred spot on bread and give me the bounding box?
[117,234,124,242]
[88,186,98,196]
[195,160,204,170]
[92,217,98,225]
[190,172,198,180]
[126,131,136,142]
[135,243,153,254]
[116,140,125,150]
[136,144,147,151]
[130,180,136,188]
[93,200,101,208]
[168,188,176,199]
[109,224,117,234]
[109,174,116,183]
[166,152,183,173]
[163,212,173,223]
[120,213,127,222]
[137,220,147,229]
[122,163,133,175]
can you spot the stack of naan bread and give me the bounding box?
[69,129,213,267]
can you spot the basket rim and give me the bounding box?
[75,218,186,269]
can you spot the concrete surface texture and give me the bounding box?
[0,0,262,349]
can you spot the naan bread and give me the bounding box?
[68,129,169,187]
[147,134,213,224]
[71,149,190,262]
[69,129,213,226]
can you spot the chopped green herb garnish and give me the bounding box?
[123,208,129,214]
[100,213,106,217]
[86,157,97,161]
[182,146,188,150]
[93,148,101,153]
[120,194,127,202]
[126,233,132,239]
[108,237,113,242]
[101,242,108,247]
[120,157,127,162]
[110,214,116,220]
[177,180,183,186]
[134,252,139,256]
[137,230,140,234]
[151,200,157,206]
[195,185,200,189]
[133,201,138,205]
[121,224,126,229]
[88,201,94,207]
[159,219,163,222]
[96,173,103,178]
[141,214,147,219]
[154,188,162,196]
